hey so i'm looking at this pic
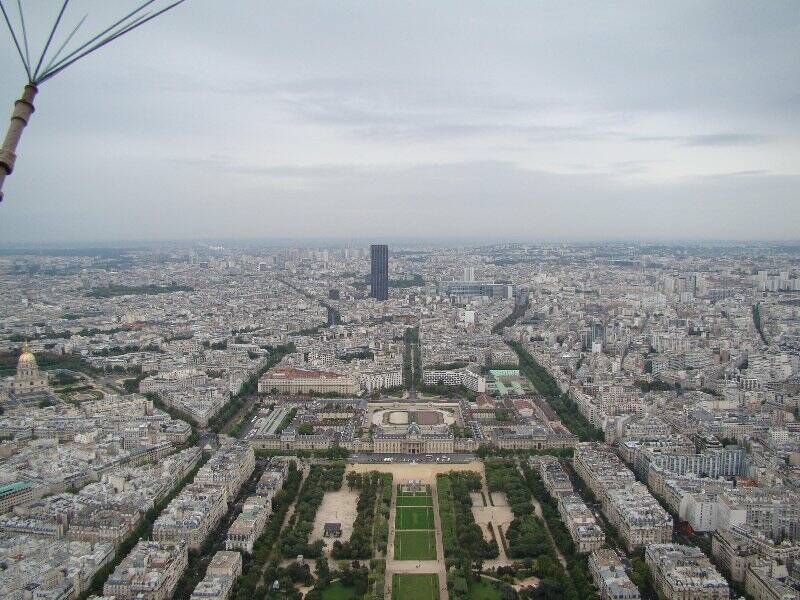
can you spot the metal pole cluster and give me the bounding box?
[0,0,186,202]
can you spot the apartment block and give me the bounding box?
[193,440,255,501]
[588,548,641,600]
[103,540,188,600]
[646,543,730,600]
[225,495,270,554]
[152,484,227,551]
[190,551,242,600]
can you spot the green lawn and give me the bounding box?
[392,574,439,600]
[396,506,435,529]
[396,495,433,506]
[321,581,361,600]
[467,580,503,600]
[394,530,437,560]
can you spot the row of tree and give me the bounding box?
[520,463,598,600]
[333,471,392,559]
[492,298,530,334]
[76,452,210,600]
[485,460,587,600]
[306,560,379,600]
[439,472,499,566]
[232,461,303,600]
[281,464,346,558]
[509,341,604,441]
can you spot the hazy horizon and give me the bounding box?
[1,1,798,243]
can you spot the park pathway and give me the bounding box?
[430,479,450,600]
[256,466,308,588]
[384,481,398,599]
[515,459,567,569]
[479,470,512,566]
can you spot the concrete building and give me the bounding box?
[225,496,270,554]
[370,244,389,301]
[606,483,673,551]
[258,367,360,395]
[558,493,606,553]
[11,343,50,397]
[588,548,642,600]
[372,421,454,454]
[152,484,227,551]
[194,440,255,500]
[744,558,800,600]
[190,551,242,600]
[574,444,671,552]
[0,481,34,513]
[104,540,188,600]
[646,543,730,600]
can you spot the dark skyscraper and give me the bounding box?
[370,244,389,301]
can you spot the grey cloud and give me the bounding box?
[685,133,772,146]
[0,1,798,243]
[632,133,772,146]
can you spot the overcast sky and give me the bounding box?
[0,1,798,244]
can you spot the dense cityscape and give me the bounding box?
[1,241,799,600]
[1,0,798,599]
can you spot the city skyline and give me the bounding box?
[2,240,800,599]
[0,2,798,243]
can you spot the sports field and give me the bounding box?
[396,495,433,506]
[394,529,437,560]
[392,574,439,600]
[396,505,435,529]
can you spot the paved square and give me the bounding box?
[311,488,359,552]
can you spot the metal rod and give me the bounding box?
[31,0,71,81]
[36,0,160,81]
[36,13,153,83]
[40,14,87,76]
[15,0,30,71]
[0,1,32,80]
[38,1,185,84]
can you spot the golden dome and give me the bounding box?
[18,342,36,367]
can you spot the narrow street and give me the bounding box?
[220,394,258,436]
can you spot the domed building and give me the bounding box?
[11,343,50,396]
[3,343,54,410]
[372,416,454,454]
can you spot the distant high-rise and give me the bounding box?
[370,244,389,301]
